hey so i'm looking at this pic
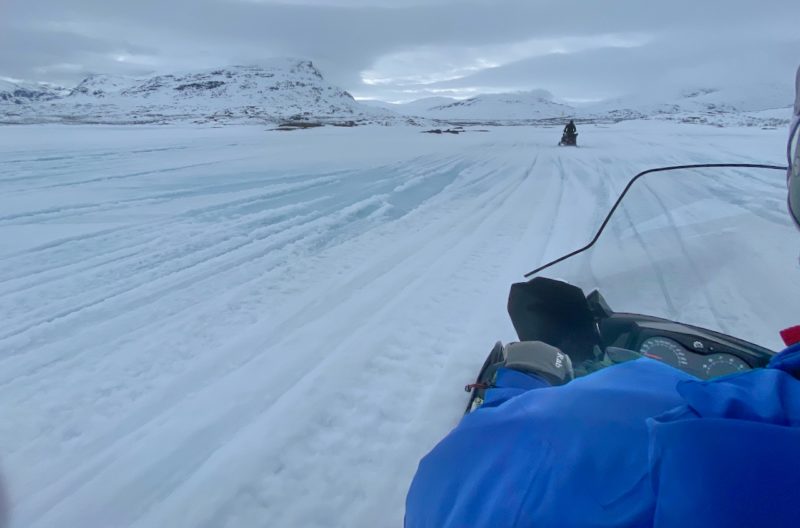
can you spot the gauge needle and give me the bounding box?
[644,353,662,360]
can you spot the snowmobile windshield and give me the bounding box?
[789,116,800,227]
[534,165,800,352]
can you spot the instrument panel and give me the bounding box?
[597,310,775,381]
[639,336,751,380]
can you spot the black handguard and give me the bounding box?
[504,341,574,386]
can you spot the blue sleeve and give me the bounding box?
[406,359,691,528]
[407,345,800,528]
[481,367,550,408]
[647,350,800,528]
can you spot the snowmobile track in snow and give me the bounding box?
[0,123,794,528]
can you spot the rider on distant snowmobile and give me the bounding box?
[564,119,577,137]
[560,119,578,146]
[405,66,800,528]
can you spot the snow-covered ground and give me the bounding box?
[0,121,798,527]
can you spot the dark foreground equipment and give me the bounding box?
[559,131,578,146]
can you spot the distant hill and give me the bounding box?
[0,79,67,105]
[0,60,401,125]
[2,61,793,127]
[583,82,795,124]
[362,91,574,122]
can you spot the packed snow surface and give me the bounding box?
[0,121,798,527]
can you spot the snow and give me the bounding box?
[1,61,399,125]
[578,83,795,128]
[393,96,458,113]
[360,96,458,116]
[0,120,798,527]
[587,82,794,116]
[384,90,574,121]
[3,60,793,128]
[0,81,65,106]
[364,83,794,127]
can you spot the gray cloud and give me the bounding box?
[396,30,799,101]
[1,0,798,100]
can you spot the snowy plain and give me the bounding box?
[0,121,798,528]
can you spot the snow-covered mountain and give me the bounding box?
[362,96,458,115]
[584,82,795,125]
[371,83,793,126]
[394,91,575,122]
[397,97,458,115]
[0,79,66,105]
[0,60,400,125]
[67,74,142,98]
[3,60,793,127]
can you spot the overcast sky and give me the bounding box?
[1,0,798,102]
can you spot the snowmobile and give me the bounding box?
[465,162,797,413]
[558,131,578,147]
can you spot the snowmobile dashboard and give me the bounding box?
[507,277,775,381]
[598,314,773,380]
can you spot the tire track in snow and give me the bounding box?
[132,151,544,528]
[0,155,476,472]
[4,124,788,528]
[0,157,462,336]
[12,155,524,524]
[0,158,469,368]
[128,157,535,528]
[640,178,728,332]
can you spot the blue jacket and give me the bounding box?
[406,344,800,527]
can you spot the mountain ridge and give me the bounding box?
[0,60,402,125]
[1,61,794,126]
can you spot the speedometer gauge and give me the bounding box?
[702,354,750,378]
[639,337,689,370]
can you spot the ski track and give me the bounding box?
[0,123,794,528]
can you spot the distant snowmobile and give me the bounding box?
[558,132,577,146]
[559,119,578,146]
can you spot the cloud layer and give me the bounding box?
[2,0,798,101]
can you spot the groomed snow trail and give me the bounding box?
[0,122,794,528]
